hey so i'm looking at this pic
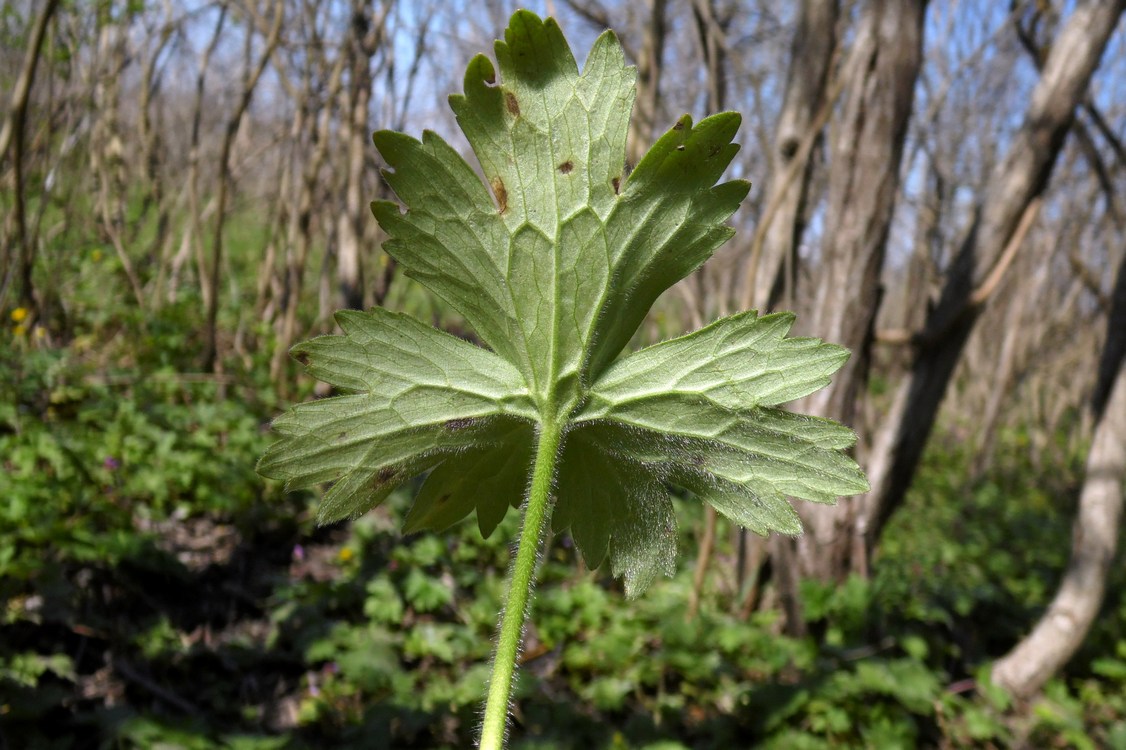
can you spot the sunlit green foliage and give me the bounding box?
[4,335,1125,749]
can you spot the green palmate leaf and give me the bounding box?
[258,10,868,597]
[256,308,536,523]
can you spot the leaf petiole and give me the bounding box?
[479,419,564,749]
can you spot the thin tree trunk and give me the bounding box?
[255,144,291,323]
[176,4,228,305]
[742,0,839,313]
[270,39,348,385]
[969,231,1059,483]
[969,291,1026,483]
[336,0,387,312]
[203,0,284,371]
[770,535,807,636]
[686,505,716,620]
[0,0,58,161]
[0,0,61,316]
[140,5,177,306]
[991,252,1126,698]
[857,0,1126,565]
[628,0,668,166]
[1093,249,1126,419]
[91,10,146,310]
[789,0,928,583]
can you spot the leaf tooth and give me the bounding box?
[461,53,497,93]
[497,10,578,85]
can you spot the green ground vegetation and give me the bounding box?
[3,279,1126,748]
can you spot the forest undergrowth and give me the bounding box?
[3,300,1126,750]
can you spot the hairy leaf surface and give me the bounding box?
[259,10,868,596]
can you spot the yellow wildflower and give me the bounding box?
[13,324,26,337]
[338,547,354,562]
[10,307,28,323]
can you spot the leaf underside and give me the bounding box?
[259,11,868,597]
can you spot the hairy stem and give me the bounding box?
[479,419,563,749]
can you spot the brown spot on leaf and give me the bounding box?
[558,160,574,174]
[709,144,722,157]
[612,176,621,194]
[445,417,476,431]
[293,351,311,367]
[491,177,508,213]
[377,467,396,483]
[337,431,348,441]
[505,91,520,116]
[436,493,451,505]
[691,454,706,467]
[673,121,686,131]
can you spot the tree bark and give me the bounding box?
[968,276,1034,483]
[743,0,839,313]
[1093,250,1126,418]
[991,251,1126,699]
[0,0,61,315]
[91,8,147,310]
[270,29,348,385]
[628,0,668,166]
[0,0,58,162]
[857,0,1126,565]
[789,0,928,583]
[203,0,284,371]
[175,3,228,305]
[729,0,840,622]
[335,0,385,312]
